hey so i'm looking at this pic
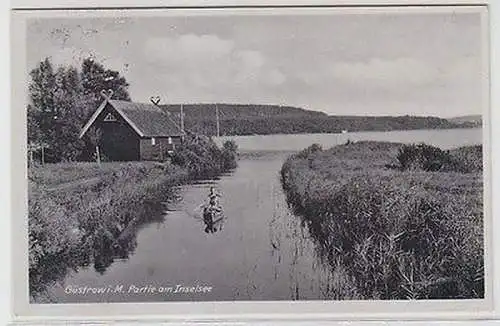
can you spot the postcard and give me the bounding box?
[9,1,495,323]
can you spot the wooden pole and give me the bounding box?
[180,104,184,134]
[159,141,163,162]
[96,145,101,164]
[215,104,220,137]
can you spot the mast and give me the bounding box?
[180,104,184,134]
[216,104,220,137]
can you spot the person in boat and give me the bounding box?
[208,186,221,207]
[203,187,222,233]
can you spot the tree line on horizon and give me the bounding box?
[163,106,479,136]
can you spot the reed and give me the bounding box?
[281,141,483,299]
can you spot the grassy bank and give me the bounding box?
[29,135,237,300]
[280,141,483,300]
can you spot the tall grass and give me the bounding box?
[281,141,483,299]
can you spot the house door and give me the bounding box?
[100,126,140,161]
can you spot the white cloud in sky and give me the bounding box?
[267,70,286,86]
[141,34,287,96]
[237,50,266,70]
[145,34,235,65]
[330,57,438,89]
[444,56,481,85]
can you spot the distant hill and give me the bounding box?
[448,115,482,126]
[160,103,327,120]
[159,103,479,136]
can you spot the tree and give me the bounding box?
[28,58,57,162]
[81,58,130,111]
[27,57,132,162]
[50,66,86,161]
[27,104,42,145]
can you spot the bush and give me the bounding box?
[396,143,452,172]
[295,143,323,159]
[221,140,238,170]
[396,143,483,173]
[170,134,238,177]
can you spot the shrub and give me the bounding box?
[171,134,238,177]
[396,143,483,173]
[221,140,238,170]
[295,143,323,159]
[396,143,452,172]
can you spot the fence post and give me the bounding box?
[96,145,101,165]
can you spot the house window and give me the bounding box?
[151,137,156,146]
[103,112,117,122]
[168,137,172,144]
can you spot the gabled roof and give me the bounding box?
[79,99,184,139]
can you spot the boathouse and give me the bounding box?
[79,98,184,161]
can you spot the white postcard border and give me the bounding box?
[9,1,498,323]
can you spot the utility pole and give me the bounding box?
[215,104,220,137]
[180,104,184,134]
[41,145,45,165]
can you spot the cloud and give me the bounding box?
[144,34,235,66]
[443,56,481,85]
[267,69,286,86]
[330,57,437,88]
[141,34,286,99]
[236,50,266,69]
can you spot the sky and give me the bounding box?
[26,9,485,117]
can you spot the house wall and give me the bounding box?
[140,136,183,161]
[93,103,141,161]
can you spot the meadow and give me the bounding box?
[280,141,484,299]
[28,136,237,299]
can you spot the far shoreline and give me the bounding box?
[215,127,483,153]
[213,126,483,139]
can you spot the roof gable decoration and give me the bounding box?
[103,112,118,122]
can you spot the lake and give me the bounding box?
[214,128,483,151]
[43,128,482,302]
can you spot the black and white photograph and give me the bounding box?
[15,2,490,312]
